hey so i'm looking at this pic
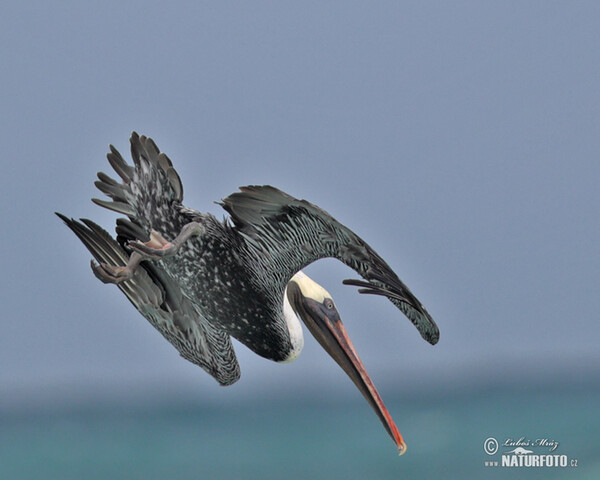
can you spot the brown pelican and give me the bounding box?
[56,133,439,454]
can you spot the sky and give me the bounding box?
[1,1,599,409]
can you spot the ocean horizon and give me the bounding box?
[2,381,598,479]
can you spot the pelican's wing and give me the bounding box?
[56,214,241,386]
[220,186,439,345]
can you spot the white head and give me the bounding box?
[281,271,337,363]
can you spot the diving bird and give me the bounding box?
[56,133,439,454]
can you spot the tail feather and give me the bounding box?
[91,198,135,216]
[93,132,186,231]
[107,144,134,183]
[115,217,150,245]
[93,178,130,203]
[129,132,183,203]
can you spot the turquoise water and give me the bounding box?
[2,388,599,479]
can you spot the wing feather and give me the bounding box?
[56,214,241,386]
[220,186,439,345]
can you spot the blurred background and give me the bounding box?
[1,1,599,478]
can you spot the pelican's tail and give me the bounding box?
[92,132,186,235]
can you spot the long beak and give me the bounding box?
[287,284,406,454]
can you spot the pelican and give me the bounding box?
[56,133,439,454]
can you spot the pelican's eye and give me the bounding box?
[324,299,334,310]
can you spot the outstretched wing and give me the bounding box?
[220,186,439,345]
[56,214,241,386]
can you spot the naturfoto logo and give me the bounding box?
[483,436,578,469]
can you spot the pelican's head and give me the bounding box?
[285,271,406,455]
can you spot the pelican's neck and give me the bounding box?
[281,281,304,363]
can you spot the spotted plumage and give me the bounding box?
[57,132,439,387]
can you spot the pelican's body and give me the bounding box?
[57,133,439,453]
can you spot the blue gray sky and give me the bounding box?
[2,1,599,407]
